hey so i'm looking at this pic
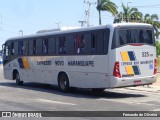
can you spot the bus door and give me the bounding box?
[2,43,9,64]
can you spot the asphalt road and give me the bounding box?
[0,66,160,120]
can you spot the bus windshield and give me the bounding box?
[112,28,155,49]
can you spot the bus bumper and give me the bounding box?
[109,75,157,88]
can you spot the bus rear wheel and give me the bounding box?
[58,73,70,92]
[15,72,23,85]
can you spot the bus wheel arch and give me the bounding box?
[13,69,23,85]
[13,69,18,80]
[58,72,70,92]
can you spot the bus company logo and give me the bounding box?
[121,51,141,77]
[17,57,30,69]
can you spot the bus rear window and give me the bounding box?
[112,29,155,49]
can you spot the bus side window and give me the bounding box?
[18,41,23,55]
[75,34,85,54]
[36,38,43,55]
[43,38,48,55]
[48,37,56,55]
[59,36,66,54]
[80,34,85,54]
[14,41,18,56]
[104,29,110,54]
[11,42,14,55]
[65,35,74,55]
[97,31,104,54]
[24,40,29,55]
[75,35,80,54]
[29,40,33,55]
[83,33,91,54]
[91,33,96,53]
[33,40,36,55]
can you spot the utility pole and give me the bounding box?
[79,21,86,27]
[19,30,23,36]
[84,0,96,27]
[55,22,61,28]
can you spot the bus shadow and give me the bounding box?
[0,82,146,99]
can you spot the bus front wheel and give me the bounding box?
[58,73,70,92]
[15,72,23,85]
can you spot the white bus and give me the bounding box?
[2,23,157,92]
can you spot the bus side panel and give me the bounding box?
[108,50,116,87]
[3,59,19,80]
[84,73,109,88]
[68,71,85,88]
[3,65,13,80]
[42,70,58,85]
[66,55,109,88]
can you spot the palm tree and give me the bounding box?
[97,0,118,25]
[156,40,160,56]
[114,3,142,23]
[142,14,160,39]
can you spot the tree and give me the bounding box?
[142,14,160,39]
[156,40,160,56]
[97,0,118,25]
[114,3,142,23]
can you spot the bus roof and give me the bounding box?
[5,23,153,43]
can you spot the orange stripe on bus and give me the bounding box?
[125,66,134,75]
[121,51,130,62]
[22,57,30,69]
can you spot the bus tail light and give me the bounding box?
[113,62,121,78]
[154,59,157,75]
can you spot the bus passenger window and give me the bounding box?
[18,41,23,55]
[33,40,36,55]
[91,34,96,53]
[75,34,85,54]
[76,35,80,54]
[80,34,85,53]
[11,42,14,55]
[24,41,29,55]
[43,39,48,55]
[59,37,66,54]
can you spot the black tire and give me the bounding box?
[15,72,23,85]
[58,73,70,92]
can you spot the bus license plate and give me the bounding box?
[134,80,142,85]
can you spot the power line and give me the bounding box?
[133,4,160,7]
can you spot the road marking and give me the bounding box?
[37,99,76,106]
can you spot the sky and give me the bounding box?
[0,0,160,47]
